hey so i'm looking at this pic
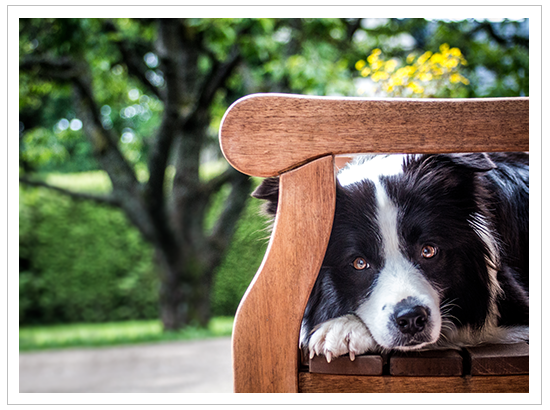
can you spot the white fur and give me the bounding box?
[308,314,377,361]
[436,324,529,349]
[355,179,441,350]
[337,154,407,187]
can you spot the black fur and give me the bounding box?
[253,153,529,352]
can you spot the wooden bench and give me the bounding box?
[218,93,529,393]
[302,342,528,393]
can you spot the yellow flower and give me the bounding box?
[371,60,383,71]
[385,59,398,73]
[418,63,430,73]
[407,82,424,94]
[395,66,415,80]
[450,73,461,84]
[432,67,444,77]
[450,47,462,57]
[429,53,444,65]
[367,49,382,64]
[394,67,408,78]
[417,51,432,65]
[450,73,470,85]
[372,71,390,82]
[443,58,459,68]
[419,72,433,82]
[389,74,404,86]
[354,45,469,97]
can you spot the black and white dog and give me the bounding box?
[253,153,529,361]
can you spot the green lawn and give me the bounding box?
[19,316,234,352]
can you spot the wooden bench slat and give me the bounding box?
[466,343,529,376]
[220,94,529,177]
[298,373,529,393]
[389,349,463,377]
[307,343,528,379]
[309,354,384,376]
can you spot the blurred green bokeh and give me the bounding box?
[19,171,268,325]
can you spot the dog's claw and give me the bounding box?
[308,314,375,364]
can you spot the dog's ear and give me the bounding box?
[413,153,496,178]
[445,153,497,172]
[410,153,497,197]
[251,176,279,216]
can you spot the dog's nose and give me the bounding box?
[394,305,428,336]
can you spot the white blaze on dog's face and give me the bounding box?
[338,155,442,350]
[258,153,528,356]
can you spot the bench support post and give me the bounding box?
[232,156,336,393]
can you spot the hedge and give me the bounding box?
[19,172,269,325]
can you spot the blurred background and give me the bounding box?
[18,17,528,392]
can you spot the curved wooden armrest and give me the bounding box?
[219,94,529,393]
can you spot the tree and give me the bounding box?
[19,18,364,330]
[19,18,528,330]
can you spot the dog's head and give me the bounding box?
[253,154,498,351]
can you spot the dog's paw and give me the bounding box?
[308,314,376,362]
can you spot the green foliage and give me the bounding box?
[19,317,234,351]
[19,18,164,174]
[19,174,158,325]
[19,172,268,324]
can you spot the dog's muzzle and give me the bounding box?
[390,297,433,349]
[393,297,429,336]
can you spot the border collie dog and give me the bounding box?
[252,153,529,361]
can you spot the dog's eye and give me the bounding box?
[421,245,438,259]
[353,257,370,270]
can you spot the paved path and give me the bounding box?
[19,337,233,393]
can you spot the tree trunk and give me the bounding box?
[156,242,217,330]
[20,18,252,332]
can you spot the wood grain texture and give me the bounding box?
[310,354,384,376]
[389,349,463,377]
[232,156,336,393]
[467,343,529,376]
[306,344,528,379]
[219,93,529,177]
[298,373,529,393]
